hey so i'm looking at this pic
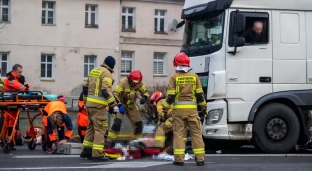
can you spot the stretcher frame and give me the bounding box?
[0,90,64,153]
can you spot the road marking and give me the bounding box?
[204,154,312,157]
[13,155,80,158]
[0,161,171,170]
[11,153,312,159]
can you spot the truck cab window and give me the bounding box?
[229,12,269,47]
[181,11,225,57]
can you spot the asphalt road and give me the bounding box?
[1,145,312,171]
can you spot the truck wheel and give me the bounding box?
[253,103,300,153]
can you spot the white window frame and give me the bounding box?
[85,4,98,26]
[0,52,9,78]
[154,9,168,32]
[84,55,96,79]
[41,54,55,79]
[42,1,56,25]
[0,0,10,22]
[120,51,134,75]
[153,52,167,75]
[122,7,135,29]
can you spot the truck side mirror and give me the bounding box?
[234,36,245,47]
[176,20,185,28]
[234,13,245,33]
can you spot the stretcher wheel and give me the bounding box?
[3,143,11,153]
[42,141,47,151]
[28,140,36,150]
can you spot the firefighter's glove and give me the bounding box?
[119,105,125,114]
[25,84,29,89]
[140,95,148,104]
[159,117,165,123]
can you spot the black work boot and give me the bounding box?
[92,156,110,162]
[80,147,92,160]
[196,161,205,166]
[173,162,184,166]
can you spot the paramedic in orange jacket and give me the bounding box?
[42,97,65,150]
[45,101,73,154]
[77,91,88,143]
[3,64,29,150]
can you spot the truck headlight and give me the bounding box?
[205,109,223,125]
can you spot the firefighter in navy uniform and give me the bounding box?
[106,70,149,147]
[80,56,124,162]
[163,52,206,166]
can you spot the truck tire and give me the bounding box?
[253,103,300,153]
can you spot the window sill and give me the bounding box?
[85,25,99,29]
[153,74,168,77]
[42,24,56,26]
[122,29,136,33]
[121,73,130,76]
[40,78,55,82]
[154,31,168,35]
[0,21,10,24]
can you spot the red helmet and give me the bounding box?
[173,52,190,67]
[150,91,164,102]
[128,70,142,84]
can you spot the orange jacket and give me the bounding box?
[46,101,73,142]
[77,92,88,127]
[4,71,27,91]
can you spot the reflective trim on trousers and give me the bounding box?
[174,148,185,155]
[155,136,165,142]
[193,148,205,154]
[83,140,93,147]
[93,144,104,151]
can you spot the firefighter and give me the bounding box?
[77,91,88,143]
[3,64,29,150]
[150,91,187,149]
[45,101,73,154]
[80,56,124,162]
[163,52,206,166]
[106,70,149,147]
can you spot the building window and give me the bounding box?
[153,53,166,75]
[42,1,55,25]
[85,5,98,27]
[0,52,9,77]
[122,7,135,30]
[0,0,10,22]
[154,10,167,33]
[121,51,133,74]
[84,55,96,78]
[41,54,54,78]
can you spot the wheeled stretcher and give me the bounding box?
[0,91,64,153]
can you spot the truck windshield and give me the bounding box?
[181,11,225,57]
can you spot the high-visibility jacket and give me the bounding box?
[0,78,4,93]
[4,71,27,92]
[83,64,118,109]
[77,92,88,127]
[113,77,149,108]
[163,71,206,109]
[46,101,73,143]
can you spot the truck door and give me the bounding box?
[225,9,273,122]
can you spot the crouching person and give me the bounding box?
[150,91,187,150]
[46,101,73,154]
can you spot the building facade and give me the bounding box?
[0,0,185,107]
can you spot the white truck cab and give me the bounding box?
[177,0,312,153]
